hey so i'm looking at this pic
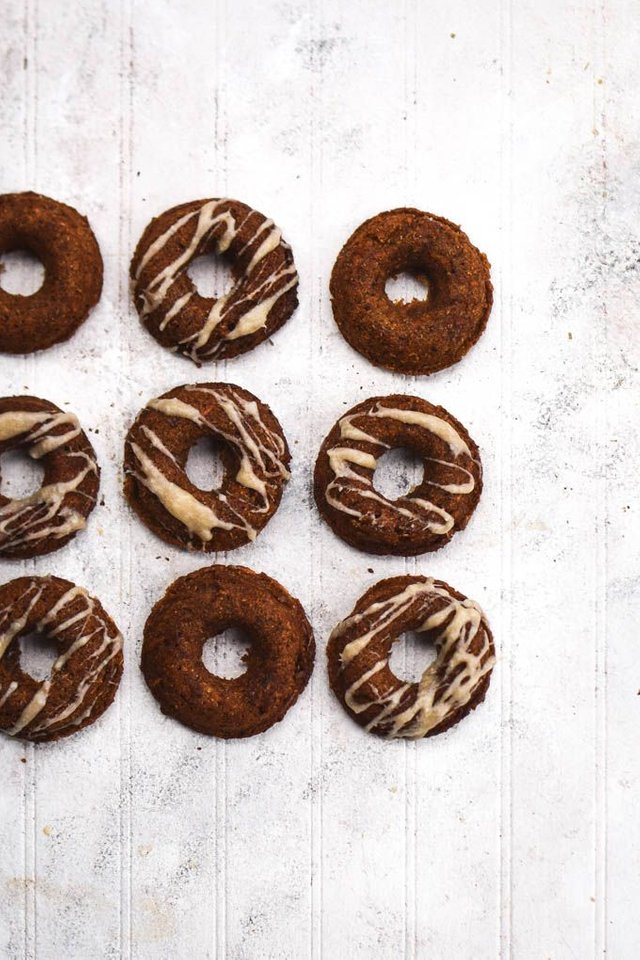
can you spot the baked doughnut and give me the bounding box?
[124,382,290,552]
[314,394,481,556]
[330,208,492,375]
[0,395,100,559]
[142,565,314,738]
[0,192,103,354]
[131,198,298,363]
[0,576,123,743]
[328,575,494,740]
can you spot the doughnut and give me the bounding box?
[0,576,123,743]
[0,192,103,354]
[130,198,298,363]
[124,382,290,552]
[314,394,482,556]
[327,575,494,740]
[0,395,100,559]
[142,565,314,738]
[330,208,492,375]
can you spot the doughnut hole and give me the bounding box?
[185,436,226,491]
[187,251,234,300]
[201,626,251,680]
[389,629,438,684]
[0,448,45,499]
[372,446,423,500]
[0,249,45,295]
[18,631,58,682]
[385,269,429,305]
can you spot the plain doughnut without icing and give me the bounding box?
[0,192,103,354]
[130,198,298,363]
[327,575,495,740]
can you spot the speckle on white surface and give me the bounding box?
[1,0,639,958]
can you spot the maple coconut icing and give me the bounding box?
[313,394,482,556]
[131,198,298,364]
[124,382,290,552]
[0,576,123,743]
[0,395,99,559]
[327,575,495,740]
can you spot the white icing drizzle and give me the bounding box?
[332,579,494,740]
[0,579,123,740]
[324,401,477,538]
[128,385,288,545]
[134,200,298,361]
[0,451,97,554]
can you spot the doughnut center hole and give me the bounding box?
[201,626,251,680]
[373,447,423,500]
[18,632,58,682]
[185,436,225,491]
[187,252,234,300]
[0,250,45,296]
[385,270,429,305]
[0,449,45,499]
[389,630,437,684]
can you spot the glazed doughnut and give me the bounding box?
[142,565,314,738]
[0,192,103,354]
[327,575,494,740]
[330,208,492,375]
[131,198,298,363]
[314,394,482,556]
[124,382,290,552]
[0,395,99,559]
[0,576,123,743]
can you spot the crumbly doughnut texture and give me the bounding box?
[0,191,103,354]
[327,575,494,740]
[330,208,492,375]
[0,576,123,743]
[142,564,315,738]
[314,394,482,556]
[130,198,298,364]
[0,395,100,559]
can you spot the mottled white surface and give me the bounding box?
[0,1,639,957]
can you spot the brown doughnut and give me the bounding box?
[330,208,492,375]
[0,192,103,354]
[314,394,482,556]
[0,395,100,559]
[124,382,290,552]
[328,575,494,740]
[130,198,298,364]
[142,565,314,738]
[0,576,123,743]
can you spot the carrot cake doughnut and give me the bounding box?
[0,192,103,354]
[0,576,123,743]
[142,564,314,738]
[314,394,482,556]
[124,382,290,552]
[328,575,494,739]
[0,395,100,559]
[131,198,298,363]
[330,208,492,375]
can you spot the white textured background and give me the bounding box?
[1,1,639,957]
